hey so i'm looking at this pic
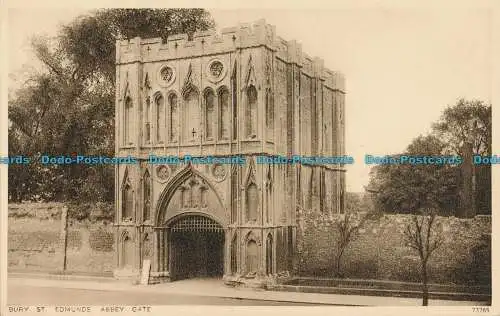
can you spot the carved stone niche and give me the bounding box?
[179,175,209,210]
[243,231,262,246]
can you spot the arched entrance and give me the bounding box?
[154,166,229,282]
[168,214,225,281]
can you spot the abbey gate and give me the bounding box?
[113,19,346,285]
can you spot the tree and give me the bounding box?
[433,98,492,216]
[367,99,491,216]
[368,135,459,215]
[8,9,215,203]
[403,209,444,306]
[58,9,215,84]
[334,210,366,277]
[432,98,491,156]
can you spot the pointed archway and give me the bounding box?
[154,164,227,227]
[152,165,228,282]
[167,214,225,280]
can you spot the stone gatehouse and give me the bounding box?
[113,19,346,285]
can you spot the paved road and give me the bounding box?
[8,283,320,306]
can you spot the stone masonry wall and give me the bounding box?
[9,202,491,285]
[8,203,115,275]
[296,209,491,286]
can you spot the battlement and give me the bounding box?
[116,19,275,61]
[116,19,345,91]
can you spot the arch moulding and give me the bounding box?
[154,164,228,227]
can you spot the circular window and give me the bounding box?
[206,59,226,83]
[158,65,176,87]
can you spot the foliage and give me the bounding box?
[433,98,492,215]
[345,192,375,213]
[403,209,444,306]
[432,98,491,156]
[8,9,215,203]
[334,211,366,277]
[368,99,491,216]
[345,192,362,212]
[368,135,459,215]
[468,233,491,285]
[67,202,114,222]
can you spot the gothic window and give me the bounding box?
[231,167,238,224]
[246,239,258,274]
[231,66,238,140]
[182,183,193,209]
[184,89,200,142]
[124,97,133,145]
[265,89,274,135]
[218,87,230,140]
[168,94,178,142]
[156,94,165,143]
[144,97,151,143]
[266,169,272,224]
[324,124,329,153]
[121,233,134,268]
[143,171,151,221]
[246,183,258,222]
[266,234,273,275]
[204,89,215,140]
[231,234,238,274]
[122,176,133,221]
[266,188,271,223]
[246,85,257,138]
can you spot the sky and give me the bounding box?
[7,7,493,192]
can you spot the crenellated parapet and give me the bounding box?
[116,19,275,63]
[115,19,345,92]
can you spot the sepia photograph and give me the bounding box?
[2,2,496,314]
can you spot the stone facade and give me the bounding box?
[113,19,346,284]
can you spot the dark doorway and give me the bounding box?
[169,215,225,281]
